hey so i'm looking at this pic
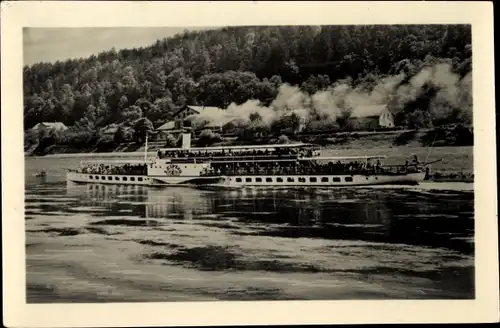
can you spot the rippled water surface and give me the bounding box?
[25,157,474,302]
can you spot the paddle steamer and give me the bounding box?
[67,133,434,188]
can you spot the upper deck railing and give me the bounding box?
[158,142,314,153]
[166,155,301,164]
[80,159,152,166]
[157,145,321,161]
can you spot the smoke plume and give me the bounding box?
[195,62,472,129]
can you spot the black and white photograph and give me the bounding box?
[2,1,498,327]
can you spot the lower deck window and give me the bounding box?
[266,177,273,182]
[236,178,242,182]
[115,177,120,181]
[245,178,252,182]
[345,177,353,182]
[287,177,294,182]
[130,177,135,181]
[138,177,143,182]
[256,177,262,182]
[309,177,317,183]
[101,176,105,180]
[89,176,93,179]
[321,177,329,182]
[108,176,112,180]
[299,177,306,183]
[277,177,283,182]
[333,177,341,182]
[123,177,128,181]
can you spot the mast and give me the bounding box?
[144,132,148,162]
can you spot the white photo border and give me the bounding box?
[2,1,498,326]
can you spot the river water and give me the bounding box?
[25,156,475,302]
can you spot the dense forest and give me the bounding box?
[24,25,473,150]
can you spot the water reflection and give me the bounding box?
[25,156,475,301]
[63,184,473,253]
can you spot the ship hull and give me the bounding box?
[196,172,426,190]
[66,171,151,186]
[67,171,426,188]
[66,171,222,186]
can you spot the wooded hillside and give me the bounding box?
[24,25,472,151]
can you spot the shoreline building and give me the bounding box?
[350,105,395,130]
[30,122,69,133]
[155,105,224,140]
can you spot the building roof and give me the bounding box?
[100,124,133,134]
[351,104,391,118]
[189,105,221,113]
[173,105,222,118]
[192,120,223,129]
[156,121,176,131]
[33,122,68,130]
[204,121,223,128]
[352,116,380,121]
[101,126,119,134]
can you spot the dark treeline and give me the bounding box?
[24,25,472,148]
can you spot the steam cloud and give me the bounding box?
[194,62,472,128]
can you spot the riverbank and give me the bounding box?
[30,146,473,184]
[26,127,471,156]
[26,129,473,183]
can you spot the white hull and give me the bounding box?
[66,171,221,186]
[66,171,151,186]
[67,171,426,188]
[198,172,426,189]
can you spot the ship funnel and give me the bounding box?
[181,133,191,149]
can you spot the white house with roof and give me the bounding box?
[378,106,395,128]
[155,105,223,140]
[31,122,69,133]
[156,120,188,140]
[350,104,395,130]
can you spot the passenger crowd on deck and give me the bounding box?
[157,147,318,161]
[199,160,370,177]
[80,163,147,175]
[200,156,420,177]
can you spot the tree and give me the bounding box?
[198,129,222,147]
[57,84,75,122]
[118,95,129,109]
[222,121,238,135]
[23,25,472,142]
[277,135,290,144]
[406,110,433,130]
[343,118,360,132]
[289,112,302,135]
[135,98,154,117]
[165,133,178,147]
[301,75,330,95]
[133,118,154,143]
[305,119,340,133]
[337,106,353,130]
[24,130,39,147]
[249,112,262,123]
[123,105,143,122]
[151,97,175,123]
[113,126,127,143]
